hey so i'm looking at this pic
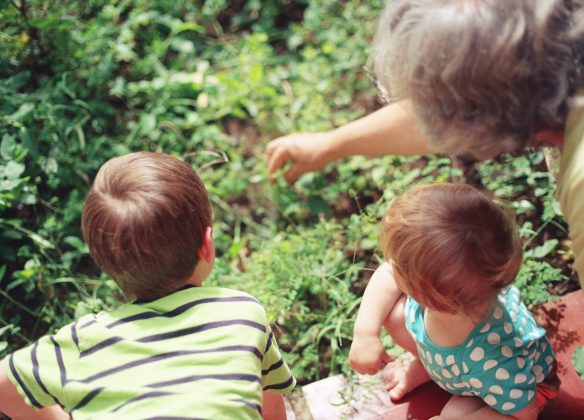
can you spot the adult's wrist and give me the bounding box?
[324,127,355,163]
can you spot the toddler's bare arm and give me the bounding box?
[262,391,285,420]
[349,262,404,374]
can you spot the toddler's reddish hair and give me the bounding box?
[381,183,522,314]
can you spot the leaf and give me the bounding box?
[306,196,332,217]
[3,161,25,179]
[170,38,194,54]
[75,125,86,151]
[573,346,584,380]
[249,63,263,83]
[63,236,86,251]
[115,43,137,62]
[525,239,558,259]
[41,157,58,175]
[29,232,55,250]
[10,103,34,122]
[174,22,204,34]
[0,324,12,336]
[0,135,15,160]
[513,199,536,214]
[0,178,22,190]
[322,42,335,54]
[27,16,61,29]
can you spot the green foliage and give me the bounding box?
[515,258,563,306]
[208,218,370,382]
[0,0,572,388]
[574,346,584,380]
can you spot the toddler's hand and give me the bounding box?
[349,334,393,375]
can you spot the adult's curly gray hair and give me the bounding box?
[374,0,584,159]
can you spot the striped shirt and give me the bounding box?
[8,286,295,419]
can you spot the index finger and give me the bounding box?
[268,148,290,176]
[265,138,283,157]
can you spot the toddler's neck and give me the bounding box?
[423,303,488,348]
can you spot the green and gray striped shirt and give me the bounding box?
[8,286,295,419]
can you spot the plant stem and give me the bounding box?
[0,290,41,318]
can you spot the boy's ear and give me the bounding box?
[198,227,214,263]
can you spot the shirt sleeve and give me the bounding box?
[7,320,80,409]
[260,325,296,393]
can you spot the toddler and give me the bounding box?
[0,152,295,419]
[350,183,559,419]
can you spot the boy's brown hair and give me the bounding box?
[381,183,522,315]
[82,152,212,300]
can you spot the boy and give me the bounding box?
[0,152,295,419]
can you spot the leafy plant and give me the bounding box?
[0,0,574,387]
[208,218,369,382]
[574,346,584,380]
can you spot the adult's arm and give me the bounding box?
[266,100,430,183]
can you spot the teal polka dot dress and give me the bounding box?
[405,285,555,414]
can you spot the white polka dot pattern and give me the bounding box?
[510,389,523,399]
[489,385,503,395]
[495,368,510,380]
[470,347,484,361]
[483,360,497,371]
[484,394,497,406]
[502,402,516,411]
[402,286,555,415]
[469,378,483,388]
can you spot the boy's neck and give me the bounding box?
[423,303,488,347]
[185,274,205,288]
[185,260,214,287]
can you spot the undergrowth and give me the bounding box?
[0,0,574,385]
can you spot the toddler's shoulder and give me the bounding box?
[466,287,546,354]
